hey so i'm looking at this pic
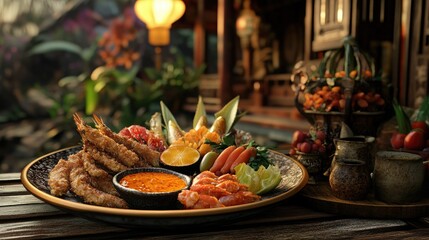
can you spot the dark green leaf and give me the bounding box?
[27,41,83,58]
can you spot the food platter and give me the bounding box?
[300,182,429,219]
[21,146,308,228]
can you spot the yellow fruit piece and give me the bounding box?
[198,143,212,156]
[160,146,200,167]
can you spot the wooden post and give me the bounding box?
[194,0,205,68]
[217,0,234,106]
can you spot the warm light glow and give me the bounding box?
[320,0,326,25]
[134,0,185,46]
[337,0,343,22]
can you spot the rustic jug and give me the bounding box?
[333,136,375,171]
[329,159,371,200]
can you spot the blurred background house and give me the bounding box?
[0,0,428,172]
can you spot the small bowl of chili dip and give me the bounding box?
[113,167,191,209]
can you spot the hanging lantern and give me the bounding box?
[134,0,186,46]
[236,0,258,47]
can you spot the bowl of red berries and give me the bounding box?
[289,129,328,183]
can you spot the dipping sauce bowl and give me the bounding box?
[113,167,191,209]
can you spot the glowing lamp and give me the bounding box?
[134,0,186,46]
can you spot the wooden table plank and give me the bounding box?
[0,173,21,182]
[0,204,62,220]
[0,184,28,196]
[0,216,128,240]
[0,214,409,240]
[0,195,44,207]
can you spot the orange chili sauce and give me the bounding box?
[119,172,187,193]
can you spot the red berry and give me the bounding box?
[314,139,322,146]
[289,148,297,155]
[292,130,306,144]
[316,131,326,141]
[312,143,319,153]
[300,142,312,153]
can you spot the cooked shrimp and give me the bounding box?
[219,191,261,206]
[216,180,247,193]
[178,190,199,208]
[178,190,224,209]
[217,173,238,183]
[89,174,118,196]
[192,171,217,185]
[82,150,110,177]
[190,184,230,199]
[48,159,71,196]
[69,157,128,208]
[93,115,160,167]
[84,144,128,173]
[193,177,218,185]
[73,113,139,167]
[193,194,224,209]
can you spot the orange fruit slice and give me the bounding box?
[160,146,200,167]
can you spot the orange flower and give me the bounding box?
[116,50,140,69]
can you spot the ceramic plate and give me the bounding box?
[21,146,308,228]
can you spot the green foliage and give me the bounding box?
[144,49,206,92]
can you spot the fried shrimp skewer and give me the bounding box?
[73,113,139,167]
[92,115,160,167]
[69,157,128,208]
[84,144,129,173]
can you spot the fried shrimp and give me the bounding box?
[89,174,118,196]
[82,150,110,178]
[69,157,128,208]
[73,113,139,167]
[93,115,160,167]
[84,144,129,173]
[48,151,84,196]
[48,159,71,196]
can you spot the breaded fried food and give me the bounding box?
[73,114,139,167]
[84,144,129,173]
[48,159,71,196]
[82,150,110,178]
[69,157,128,208]
[48,151,83,196]
[93,115,160,167]
[89,174,118,196]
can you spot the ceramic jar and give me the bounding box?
[329,159,371,200]
[333,136,375,171]
[296,153,322,184]
[373,151,425,204]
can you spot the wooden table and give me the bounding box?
[3,172,429,239]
